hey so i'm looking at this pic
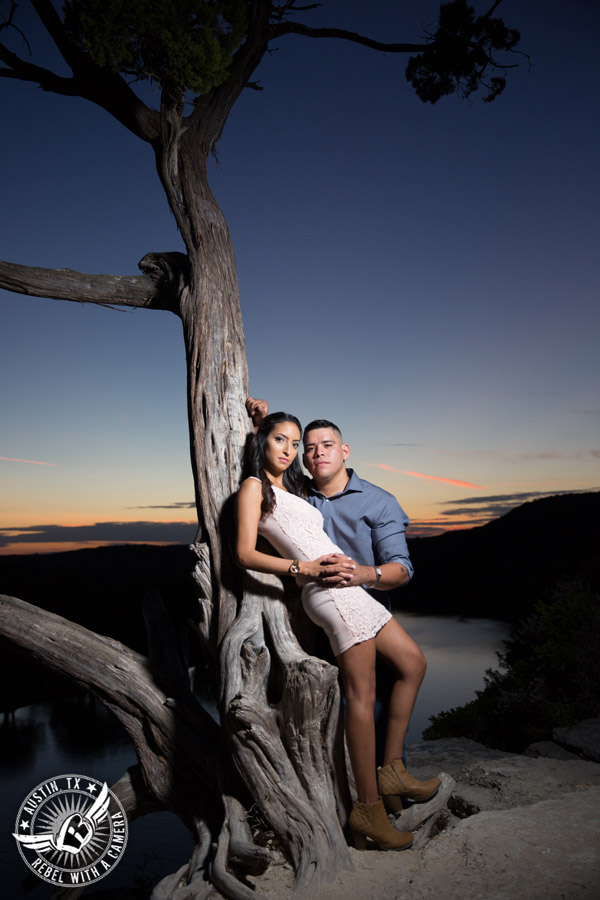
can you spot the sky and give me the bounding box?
[0,0,599,555]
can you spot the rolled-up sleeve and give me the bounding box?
[370,497,414,580]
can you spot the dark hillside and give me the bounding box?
[0,543,197,650]
[0,544,198,709]
[399,491,600,620]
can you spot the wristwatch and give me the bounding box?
[289,560,301,575]
[373,566,382,585]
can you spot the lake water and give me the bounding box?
[396,613,508,744]
[0,614,507,896]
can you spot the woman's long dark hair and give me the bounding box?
[247,412,305,515]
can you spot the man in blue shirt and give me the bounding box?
[301,418,413,611]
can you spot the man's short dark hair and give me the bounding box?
[303,419,343,442]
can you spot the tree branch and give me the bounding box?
[0,256,185,313]
[0,35,80,92]
[31,0,88,73]
[0,593,221,829]
[268,20,426,54]
[0,1,160,141]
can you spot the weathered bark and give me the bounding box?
[0,254,187,312]
[220,572,353,894]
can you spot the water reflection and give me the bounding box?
[396,613,508,743]
[0,709,45,773]
[49,693,131,757]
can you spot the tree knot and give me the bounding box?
[138,251,191,310]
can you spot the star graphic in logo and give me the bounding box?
[86,783,98,794]
[19,820,30,831]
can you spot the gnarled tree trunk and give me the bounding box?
[146,122,355,894]
[0,107,353,900]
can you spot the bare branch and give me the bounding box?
[0,0,31,52]
[484,1,504,17]
[31,0,88,72]
[0,257,184,313]
[269,1,321,20]
[0,37,81,93]
[269,20,425,54]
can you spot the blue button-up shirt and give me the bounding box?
[305,469,413,609]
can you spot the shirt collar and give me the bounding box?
[306,468,363,499]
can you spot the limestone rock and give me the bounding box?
[523,740,581,760]
[250,736,600,899]
[412,787,600,900]
[406,737,518,778]
[553,716,600,762]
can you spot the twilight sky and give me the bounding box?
[1,0,599,554]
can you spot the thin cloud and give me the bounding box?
[0,456,57,466]
[507,450,595,462]
[409,488,600,536]
[408,518,488,537]
[423,447,599,464]
[442,489,596,507]
[127,502,196,510]
[442,491,553,507]
[0,521,197,548]
[439,488,599,521]
[373,463,484,489]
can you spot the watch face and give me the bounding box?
[290,562,300,574]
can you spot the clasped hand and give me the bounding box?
[305,553,372,588]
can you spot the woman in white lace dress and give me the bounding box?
[236,412,440,850]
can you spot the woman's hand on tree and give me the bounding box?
[245,397,268,428]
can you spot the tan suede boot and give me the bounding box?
[348,798,413,850]
[378,759,441,813]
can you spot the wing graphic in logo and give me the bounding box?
[86,782,110,825]
[12,831,56,852]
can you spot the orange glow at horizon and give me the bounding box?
[0,540,183,556]
[0,456,57,466]
[374,463,484,489]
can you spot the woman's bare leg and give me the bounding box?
[336,639,379,803]
[374,618,427,765]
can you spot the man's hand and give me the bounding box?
[320,557,410,589]
[246,397,269,429]
[317,553,359,585]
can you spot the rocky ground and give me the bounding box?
[246,720,600,900]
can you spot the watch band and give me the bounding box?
[373,566,382,585]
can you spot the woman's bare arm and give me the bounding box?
[236,478,333,579]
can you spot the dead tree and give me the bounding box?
[0,3,522,897]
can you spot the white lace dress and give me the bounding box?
[257,483,391,656]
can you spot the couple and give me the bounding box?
[237,401,440,850]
